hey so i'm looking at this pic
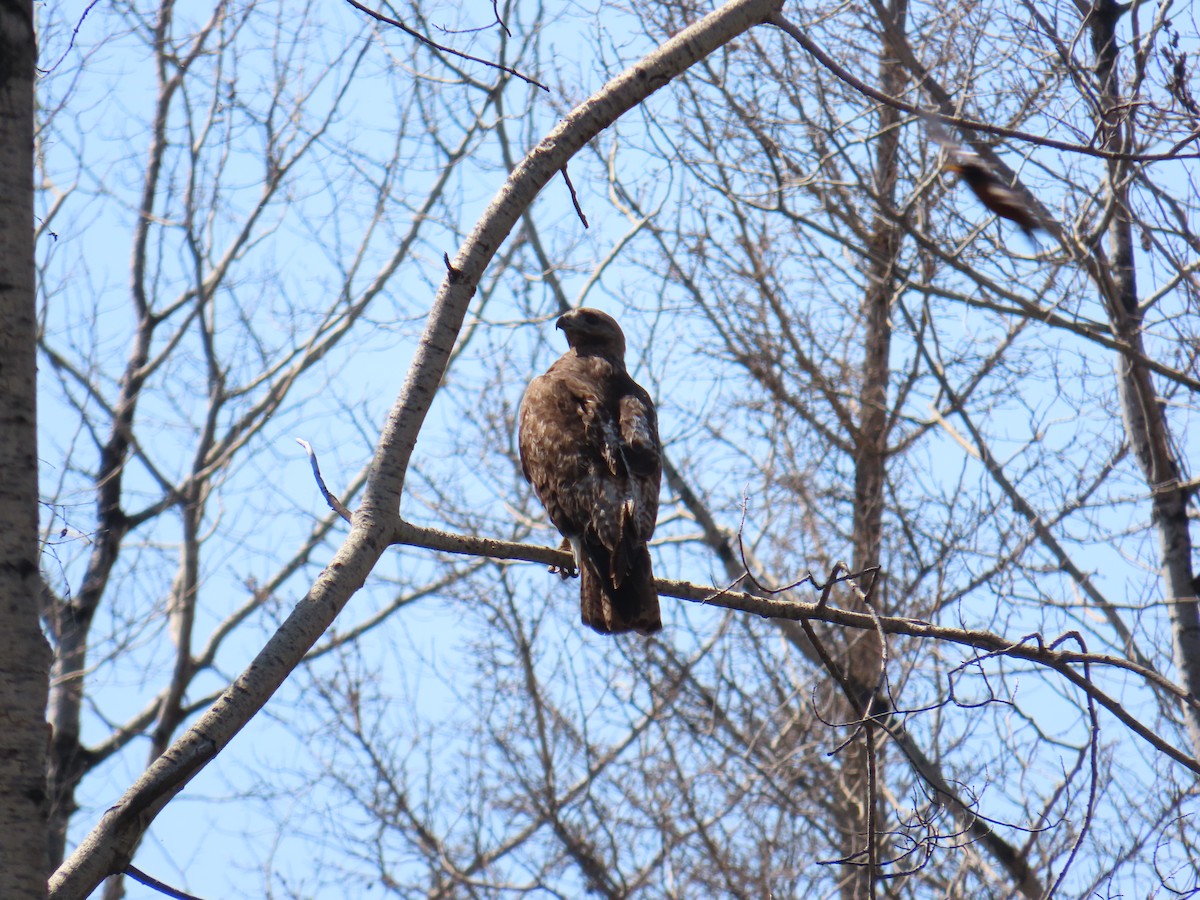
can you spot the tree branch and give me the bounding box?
[46,2,785,895]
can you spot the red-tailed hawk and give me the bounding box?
[925,121,1043,239]
[945,153,1042,238]
[518,308,662,635]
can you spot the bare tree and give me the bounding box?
[25,0,1200,897]
[38,1,790,897]
[580,0,1200,894]
[33,0,544,893]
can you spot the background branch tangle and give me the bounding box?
[27,0,1200,897]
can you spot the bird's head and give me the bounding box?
[556,308,626,360]
[944,153,989,182]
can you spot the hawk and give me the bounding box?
[518,308,663,635]
[945,153,1042,238]
[925,120,1043,239]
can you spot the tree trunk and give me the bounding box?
[839,1,908,895]
[0,1,52,897]
[1089,0,1200,757]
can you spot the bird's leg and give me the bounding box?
[550,536,579,579]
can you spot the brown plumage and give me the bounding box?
[945,154,1042,238]
[518,308,662,635]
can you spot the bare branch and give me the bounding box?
[47,3,785,894]
[342,0,548,91]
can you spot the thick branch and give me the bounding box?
[47,3,784,895]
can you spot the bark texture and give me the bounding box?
[838,1,908,894]
[0,1,52,897]
[1089,0,1200,756]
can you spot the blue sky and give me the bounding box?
[33,0,1200,895]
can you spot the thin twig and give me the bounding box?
[343,0,548,91]
[124,866,207,900]
[768,12,1199,162]
[561,165,589,228]
[37,0,103,75]
[1043,632,1102,898]
[296,439,353,523]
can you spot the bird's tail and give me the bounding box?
[579,545,661,635]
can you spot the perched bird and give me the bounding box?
[945,152,1043,239]
[518,308,663,635]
